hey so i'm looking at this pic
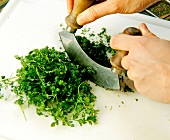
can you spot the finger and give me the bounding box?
[77,1,117,25]
[126,70,135,81]
[121,55,129,70]
[67,0,74,14]
[110,34,137,51]
[138,23,158,38]
[110,23,159,51]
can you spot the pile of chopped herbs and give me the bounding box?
[0,27,133,127]
[0,47,99,127]
[76,27,116,68]
[76,27,133,92]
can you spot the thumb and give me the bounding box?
[77,1,117,25]
[138,23,158,38]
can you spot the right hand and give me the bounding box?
[66,0,160,25]
[110,23,170,104]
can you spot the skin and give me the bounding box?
[66,0,170,104]
[67,0,160,25]
[111,23,170,104]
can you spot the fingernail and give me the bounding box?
[140,23,148,30]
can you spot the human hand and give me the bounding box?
[110,23,170,104]
[66,0,160,25]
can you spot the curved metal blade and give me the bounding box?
[59,30,120,90]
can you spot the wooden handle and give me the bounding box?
[110,27,142,73]
[65,0,94,33]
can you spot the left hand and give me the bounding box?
[66,0,160,25]
[110,23,170,104]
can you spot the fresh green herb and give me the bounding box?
[0,81,2,98]
[60,23,66,30]
[1,46,99,127]
[0,26,134,127]
[118,75,134,93]
[76,28,133,92]
[81,28,91,35]
[76,28,116,68]
[0,75,15,98]
[0,82,3,99]
[123,84,134,93]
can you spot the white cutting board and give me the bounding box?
[0,0,170,140]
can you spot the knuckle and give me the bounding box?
[88,8,99,21]
[127,70,134,80]
[112,2,133,14]
[110,2,120,12]
[129,37,148,51]
[127,69,140,81]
